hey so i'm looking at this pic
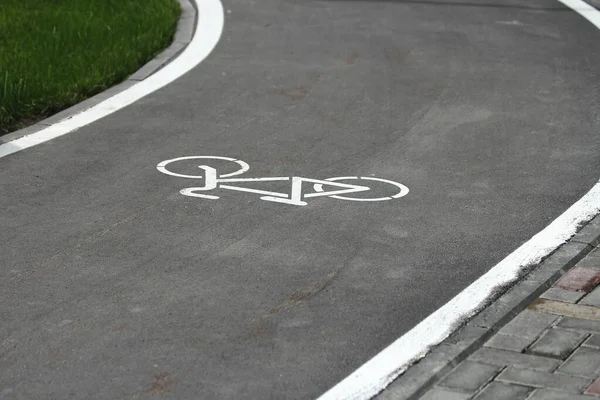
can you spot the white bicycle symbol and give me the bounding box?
[157,156,409,206]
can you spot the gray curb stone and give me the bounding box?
[0,0,197,145]
[376,214,600,400]
[496,367,591,393]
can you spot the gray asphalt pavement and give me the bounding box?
[2,0,600,398]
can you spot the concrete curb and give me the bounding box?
[0,0,197,145]
[377,215,600,400]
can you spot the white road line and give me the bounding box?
[0,0,224,159]
[558,0,600,28]
[317,1,600,399]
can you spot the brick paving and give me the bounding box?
[416,244,600,399]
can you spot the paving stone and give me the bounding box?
[484,333,533,352]
[469,348,560,371]
[438,361,500,394]
[496,367,590,393]
[445,325,489,348]
[554,267,600,292]
[579,255,600,269]
[529,298,600,320]
[580,285,600,307]
[420,388,470,400]
[572,218,600,247]
[527,388,594,400]
[498,310,558,340]
[556,346,600,378]
[470,281,542,330]
[589,247,600,258]
[532,242,593,282]
[585,376,600,396]
[558,317,600,333]
[471,382,532,400]
[528,328,588,359]
[540,287,585,303]
[377,344,464,400]
[583,334,600,348]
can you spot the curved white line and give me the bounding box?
[0,0,224,159]
[317,1,600,398]
[558,0,600,28]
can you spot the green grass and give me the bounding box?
[0,0,181,134]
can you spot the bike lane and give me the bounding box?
[1,0,600,398]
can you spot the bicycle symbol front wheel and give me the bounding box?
[313,177,409,201]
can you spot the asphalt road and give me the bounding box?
[2,0,600,398]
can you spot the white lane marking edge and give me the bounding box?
[0,0,224,159]
[317,1,600,398]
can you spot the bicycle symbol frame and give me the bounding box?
[157,156,409,206]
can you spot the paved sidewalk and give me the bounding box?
[378,216,600,400]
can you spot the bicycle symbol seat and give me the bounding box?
[157,156,409,206]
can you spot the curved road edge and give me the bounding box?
[0,0,224,159]
[317,1,600,399]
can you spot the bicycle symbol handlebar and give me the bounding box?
[157,156,409,206]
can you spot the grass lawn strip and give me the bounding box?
[0,0,180,135]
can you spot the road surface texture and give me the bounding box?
[1,0,600,398]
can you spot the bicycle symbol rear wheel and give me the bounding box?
[157,156,249,179]
[313,176,409,201]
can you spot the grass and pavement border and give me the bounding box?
[0,0,197,145]
[377,215,600,399]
